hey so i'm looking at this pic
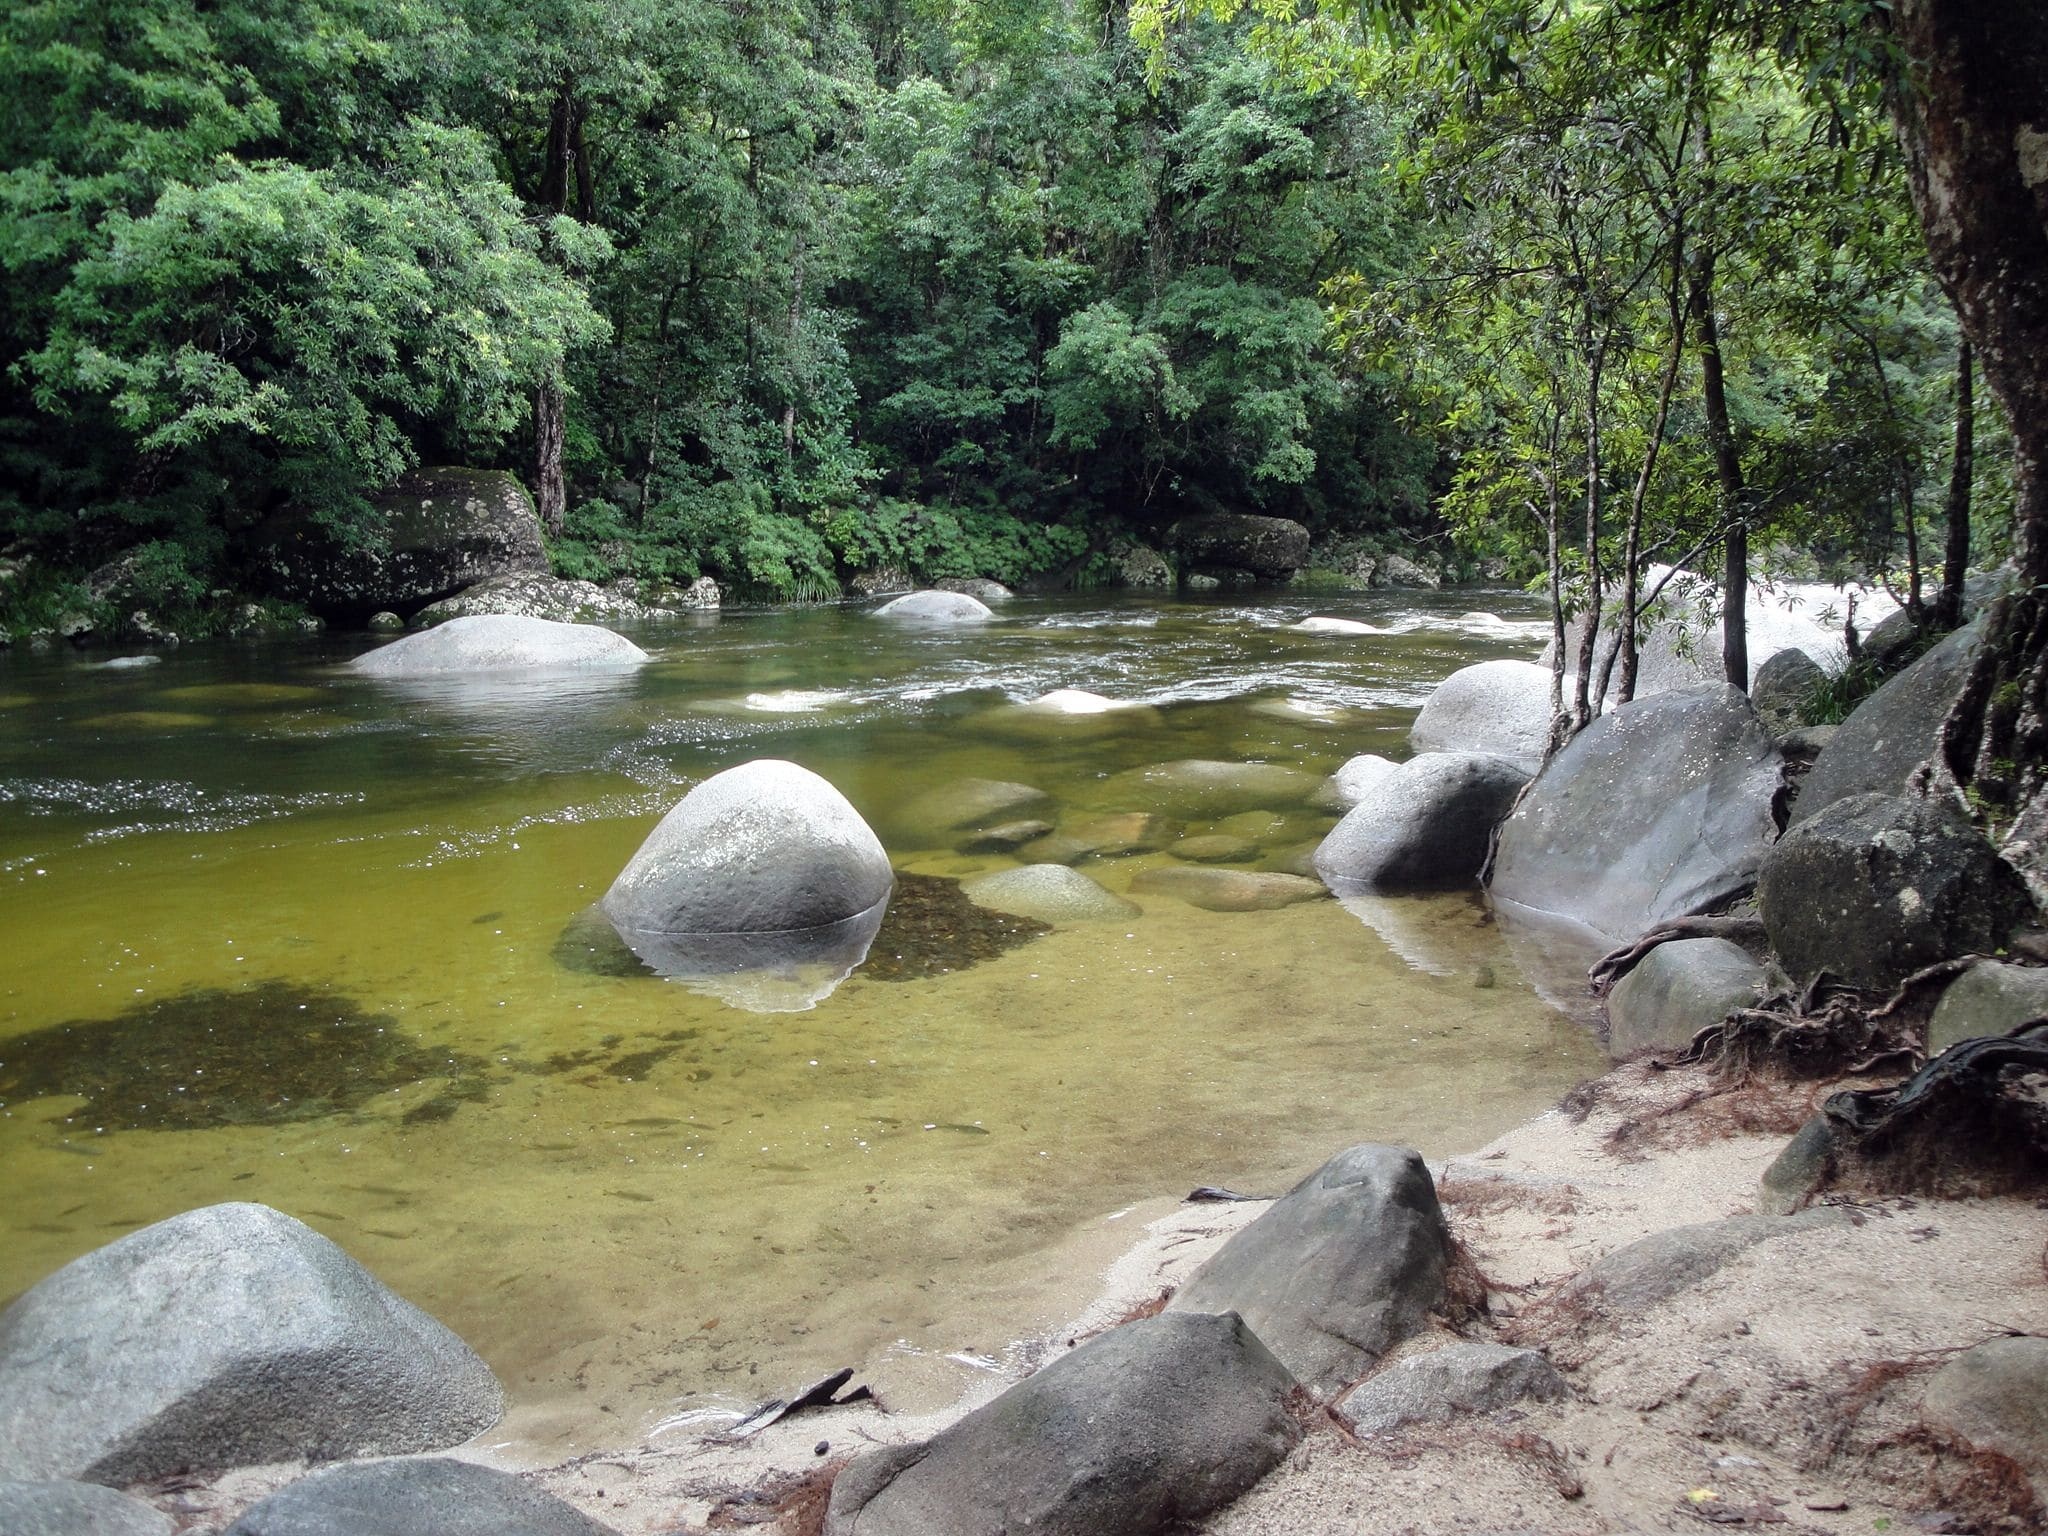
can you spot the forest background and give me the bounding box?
[0,0,2011,636]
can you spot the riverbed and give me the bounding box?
[0,591,1607,1457]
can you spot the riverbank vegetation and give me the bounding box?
[0,0,2021,636]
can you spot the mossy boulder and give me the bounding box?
[258,467,546,621]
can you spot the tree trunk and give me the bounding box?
[1937,337,1975,628]
[534,374,566,537]
[1889,0,2048,892]
[1570,328,1607,736]
[1690,252,1749,692]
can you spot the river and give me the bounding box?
[0,589,1607,1457]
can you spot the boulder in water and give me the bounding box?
[873,590,993,622]
[1292,616,1383,636]
[962,864,1139,924]
[0,1203,502,1484]
[1314,752,1529,891]
[602,760,892,939]
[1171,513,1310,580]
[1409,660,1554,773]
[1104,759,1321,819]
[1312,753,1399,812]
[349,614,648,675]
[936,577,1012,603]
[1490,685,1783,943]
[1169,1144,1449,1396]
[1758,790,2031,990]
[1129,867,1328,912]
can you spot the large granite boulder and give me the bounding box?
[823,1312,1300,1536]
[1409,660,1554,774]
[873,590,993,623]
[1336,1343,1566,1434]
[1168,1144,1449,1397]
[259,468,546,619]
[349,615,648,676]
[1928,960,2048,1053]
[1757,791,2031,989]
[412,573,650,625]
[1172,513,1310,581]
[1606,938,1769,1058]
[221,1458,618,1536]
[1312,753,1399,812]
[1792,619,1983,823]
[1490,686,1784,943]
[0,1203,502,1484]
[602,761,891,939]
[0,1481,173,1536]
[1313,752,1528,891]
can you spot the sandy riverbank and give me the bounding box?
[168,1058,2047,1534]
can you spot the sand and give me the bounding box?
[142,1060,2048,1534]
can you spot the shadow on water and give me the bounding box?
[551,873,1050,992]
[0,980,496,1132]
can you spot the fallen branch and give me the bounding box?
[1588,914,1768,996]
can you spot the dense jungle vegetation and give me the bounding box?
[0,0,2024,633]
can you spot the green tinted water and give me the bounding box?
[0,592,1603,1456]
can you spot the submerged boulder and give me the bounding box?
[221,1458,619,1536]
[1758,791,2030,990]
[1103,759,1321,819]
[873,590,993,622]
[603,760,890,945]
[1409,660,1554,774]
[1169,1144,1449,1396]
[260,467,546,619]
[1792,618,1983,823]
[824,1312,1301,1536]
[1172,513,1310,581]
[961,864,1138,925]
[1314,752,1528,891]
[349,615,648,676]
[1490,686,1783,943]
[0,1203,502,1484]
[1129,867,1328,912]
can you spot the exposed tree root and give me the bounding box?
[1819,1022,2048,1200]
[1588,914,1768,997]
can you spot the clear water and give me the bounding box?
[0,591,1604,1456]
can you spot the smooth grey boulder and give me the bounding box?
[962,864,1138,924]
[823,1311,1300,1536]
[0,1203,502,1484]
[1860,567,2008,669]
[1567,1209,1846,1312]
[1104,759,1321,818]
[603,760,892,940]
[1313,752,1529,891]
[1172,513,1310,580]
[1757,791,2031,989]
[1919,1336,2048,1493]
[1793,619,1982,823]
[1605,938,1767,1058]
[412,573,653,625]
[349,614,648,675]
[873,590,993,622]
[1378,553,1440,588]
[1336,1343,1566,1434]
[1312,753,1399,813]
[221,1458,618,1536]
[1758,1116,1837,1216]
[1751,647,1825,732]
[0,1481,173,1536]
[1169,1144,1449,1396]
[1128,867,1328,912]
[1929,960,2048,1053]
[259,467,546,619]
[1409,660,1554,774]
[1490,686,1783,942]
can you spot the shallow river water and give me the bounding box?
[0,590,1607,1456]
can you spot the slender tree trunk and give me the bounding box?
[1690,254,1749,691]
[783,231,806,462]
[534,375,566,536]
[1937,337,1975,628]
[1570,328,1608,735]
